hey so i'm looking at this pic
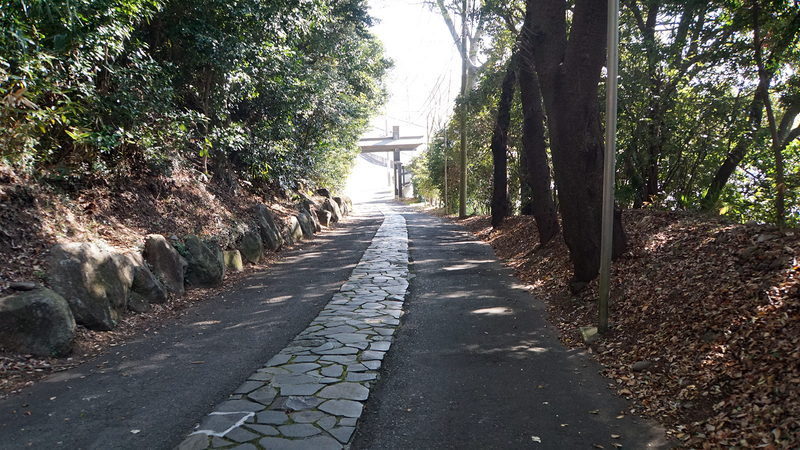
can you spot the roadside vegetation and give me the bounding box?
[1,0,389,192]
[413,0,800,285]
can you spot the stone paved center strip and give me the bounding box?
[176,204,408,450]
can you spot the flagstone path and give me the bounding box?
[175,204,408,450]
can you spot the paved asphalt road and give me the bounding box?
[0,209,383,450]
[0,200,674,449]
[350,203,673,450]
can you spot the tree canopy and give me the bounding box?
[416,0,800,281]
[0,0,390,193]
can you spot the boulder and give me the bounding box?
[224,250,244,272]
[316,188,332,199]
[144,234,187,297]
[308,207,322,232]
[298,200,322,233]
[287,216,304,243]
[296,212,315,238]
[253,204,284,251]
[210,241,227,279]
[317,210,332,227]
[632,360,653,372]
[183,236,225,287]
[569,279,589,295]
[322,198,342,223]
[125,252,168,305]
[127,291,151,313]
[9,281,36,291]
[238,231,263,264]
[334,197,349,217]
[342,195,353,214]
[281,226,293,246]
[48,242,133,330]
[0,288,76,356]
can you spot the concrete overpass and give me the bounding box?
[357,126,424,199]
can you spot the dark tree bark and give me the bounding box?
[490,55,518,228]
[518,16,559,244]
[701,80,766,211]
[527,0,627,282]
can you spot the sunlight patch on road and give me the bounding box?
[191,320,221,326]
[260,295,292,304]
[471,307,514,316]
[442,260,494,271]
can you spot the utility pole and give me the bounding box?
[444,129,448,212]
[458,0,468,218]
[599,0,620,335]
[444,73,452,214]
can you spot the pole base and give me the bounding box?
[579,326,599,344]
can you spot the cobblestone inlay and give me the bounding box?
[176,204,408,450]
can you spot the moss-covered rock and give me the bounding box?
[183,236,225,287]
[0,288,76,356]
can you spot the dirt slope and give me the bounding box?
[0,162,313,399]
[460,211,799,450]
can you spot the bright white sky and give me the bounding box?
[365,0,463,142]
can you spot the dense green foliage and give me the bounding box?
[0,0,389,192]
[417,0,800,226]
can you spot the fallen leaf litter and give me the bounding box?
[461,211,800,449]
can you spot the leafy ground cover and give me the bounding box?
[460,211,799,449]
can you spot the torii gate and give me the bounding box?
[358,126,424,199]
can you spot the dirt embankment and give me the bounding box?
[0,162,317,398]
[460,211,799,449]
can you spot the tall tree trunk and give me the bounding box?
[528,0,627,283]
[434,0,483,89]
[753,2,785,226]
[519,17,559,244]
[625,1,701,207]
[639,0,663,205]
[490,54,518,228]
[701,81,765,211]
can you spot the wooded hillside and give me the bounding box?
[1,0,389,192]
[413,0,800,282]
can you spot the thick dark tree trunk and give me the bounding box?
[528,0,627,282]
[518,21,559,244]
[490,55,518,228]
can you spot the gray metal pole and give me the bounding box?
[394,149,401,199]
[444,130,448,213]
[599,0,620,335]
[458,0,468,218]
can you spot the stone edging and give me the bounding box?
[176,204,408,450]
